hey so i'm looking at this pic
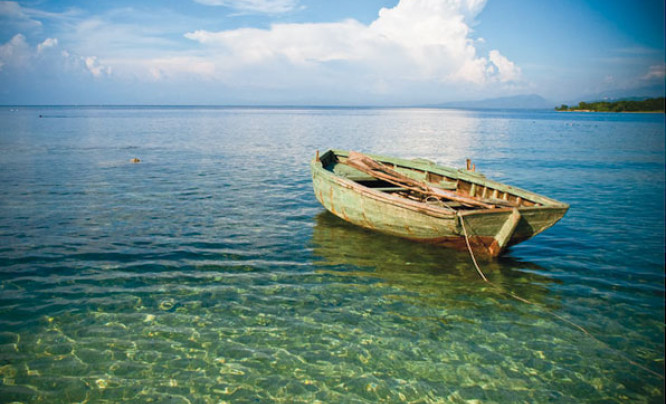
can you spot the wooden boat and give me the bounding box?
[310,149,569,257]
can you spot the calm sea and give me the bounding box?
[0,106,664,403]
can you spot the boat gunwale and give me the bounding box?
[318,149,570,211]
[312,160,568,225]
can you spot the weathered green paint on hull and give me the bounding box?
[311,150,569,257]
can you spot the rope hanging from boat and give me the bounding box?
[458,214,488,282]
[459,214,664,380]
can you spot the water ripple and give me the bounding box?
[0,107,663,402]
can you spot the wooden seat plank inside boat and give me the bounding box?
[339,151,521,210]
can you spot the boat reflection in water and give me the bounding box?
[311,211,558,305]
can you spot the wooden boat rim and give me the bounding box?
[314,149,570,213]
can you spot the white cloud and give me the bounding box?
[1,1,81,30]
[642,64,666,80]
[0,1,42,27]
[0,33,112,79]
[0,1,25,17]
[0,34,31,71]
[185,19,369,66]
[84,56,111,77]
[488,50,521,83]
[192,0,299,14]
[184,0,521,93]
[107,56,216,81]
[1,0,526,103]
[37,37,58,53]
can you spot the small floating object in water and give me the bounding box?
[311,149,569,257]
[129,158,141,163]
[159,298,175,311]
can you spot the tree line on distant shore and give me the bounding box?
[555,97,665,112]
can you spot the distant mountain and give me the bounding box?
[434,94,553,110]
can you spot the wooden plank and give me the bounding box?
[483,197,520,208]
[439,180,458,190]
[341,152,496,209]
[494,208,521,251]
[373,187,408,192]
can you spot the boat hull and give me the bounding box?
[311,150,568,257]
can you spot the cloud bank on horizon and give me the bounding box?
[0,0,664,105]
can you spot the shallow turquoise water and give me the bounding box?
[0,107,663,402]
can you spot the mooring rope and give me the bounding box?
[457,214,664,380]
[458,214,487,282]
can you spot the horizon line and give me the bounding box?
[1,104,559,111]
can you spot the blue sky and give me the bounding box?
[0,0,664,105]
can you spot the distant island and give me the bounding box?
[555,97,665,112]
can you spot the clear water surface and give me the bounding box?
[0,106,664,403]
